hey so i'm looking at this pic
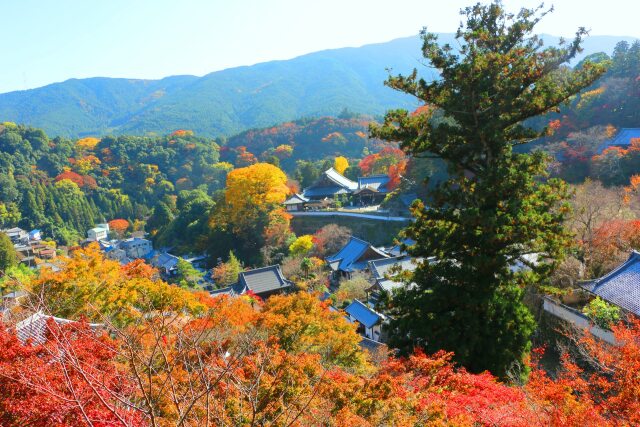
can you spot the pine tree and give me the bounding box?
[371,1,607,378]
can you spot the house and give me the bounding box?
[354,175,390,205]
[541,250,640,346]
[326,236,389,281]
[106,247,132,265]
[580,250,640,317]
[151,252,180,276]
[367,256,420,303]
[87,225,109,242]
[37,247,56,260]
[233,265,293,299]
[15,311,101,345]
[283,193,310,211]
[119,237,153,259]
[597,128,640,153]
[302,168,358,200]
[344,299,386,342]
[2,227,28,244]
[386,238,416,257]
[28,229,42,242]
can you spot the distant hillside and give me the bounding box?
[0,34,635,138]
[222,115,392,171]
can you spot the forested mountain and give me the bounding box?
[0,34,635,138]
[0,124,227,244]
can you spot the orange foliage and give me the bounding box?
[170,129,194,137]
[359,146,407,176]
[410,104,432,117]
[354,130,367,138]
[273,144,294,159]
[108,218,129,234]
[321,131,344,142]
[235,146,258,167]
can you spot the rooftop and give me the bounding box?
[345,299,384,329]
[236,265,292,296]
[597,128,640,153]
[581,250,640,316]
[283,193,309,205]
[326,236,389,273]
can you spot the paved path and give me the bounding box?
[290,211,411,222]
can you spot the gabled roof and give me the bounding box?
[283,193,309,205]
[155,253,179,270]
[209,286,237,298]
[369,256,419,280]
[326,236,389,273]
[387,238,416,257]
[357,175,390,192]
[581,250,640,316]
[15,312,101,345]
[236,265,292,296]
[345,300,384,329]
[598,128,640,153]
[369,256,421,293]
[324,168,358,190]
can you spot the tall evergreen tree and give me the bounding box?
[371,2,607,378]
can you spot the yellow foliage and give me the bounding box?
[30,244,204,325]
[223,163,289,230]
[289,235,314,256]
[76,137,101,149]
[334,156,349,175]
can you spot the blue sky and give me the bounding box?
[1,0,638,94]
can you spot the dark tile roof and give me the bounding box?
[326,236,389,273]
[236,265,292,296]
[209,286,237,298]
[357,175,390,192]
[597,128,640,153]
[581,250,640,316]
[302,186,351,198]
[359,336,387,352]
[345,300,384,329]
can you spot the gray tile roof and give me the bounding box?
[581,250,640,316]
[386,238,416,257]
[369,256,421,293]
[283,193,309,205]
[357,175,390,192]
[15,312,101,345]
[326,236,389,273]
[209,286,237,298]
[237,265,292,296]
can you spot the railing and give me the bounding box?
[542,296,617,345]
[289,210,411,222]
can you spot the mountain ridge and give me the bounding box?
[1,34,636,138]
